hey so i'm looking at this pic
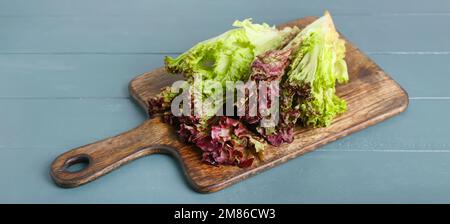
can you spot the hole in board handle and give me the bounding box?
[63,155,91,173]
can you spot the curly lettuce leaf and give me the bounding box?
[285,11,349,127]
[147,86,179,117]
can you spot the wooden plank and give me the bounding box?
[322,99,450,151]
[0,0,446,202]
[370,54,450,97]
[0,99,446,151]
[0,54,173,98]
[3,149,450,203]
[1,14,450,53]
[0,54,448,98]
[0,99,444,152]
[2,0,450,16]
[0,99,145,149]
[48,17,408,191]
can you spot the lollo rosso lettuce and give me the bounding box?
[240,48,294,146]
[148,12,349,167]
[152,19,299,167]
[164,114,265,168]
[175,116,265,168]
[241,11,349,146]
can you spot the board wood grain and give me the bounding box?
[50,16,408,192]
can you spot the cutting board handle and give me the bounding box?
[50,118,182,188]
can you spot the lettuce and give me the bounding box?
[164,19,298,119]
[284,11,349,127]
[157,19,299,167]
[150,13,349,166]
[172,115,265,167]
[241,12,349,146]
[165,19,299,86]
[163,18,298,127]
[147,86,179,117]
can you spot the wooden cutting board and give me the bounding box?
[50,16,408,192]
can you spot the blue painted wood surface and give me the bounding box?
[0,0,449,203]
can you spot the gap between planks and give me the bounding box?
[2,12,450,18]
[2,51,450,55]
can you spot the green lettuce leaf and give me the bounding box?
[285,11,349,127]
